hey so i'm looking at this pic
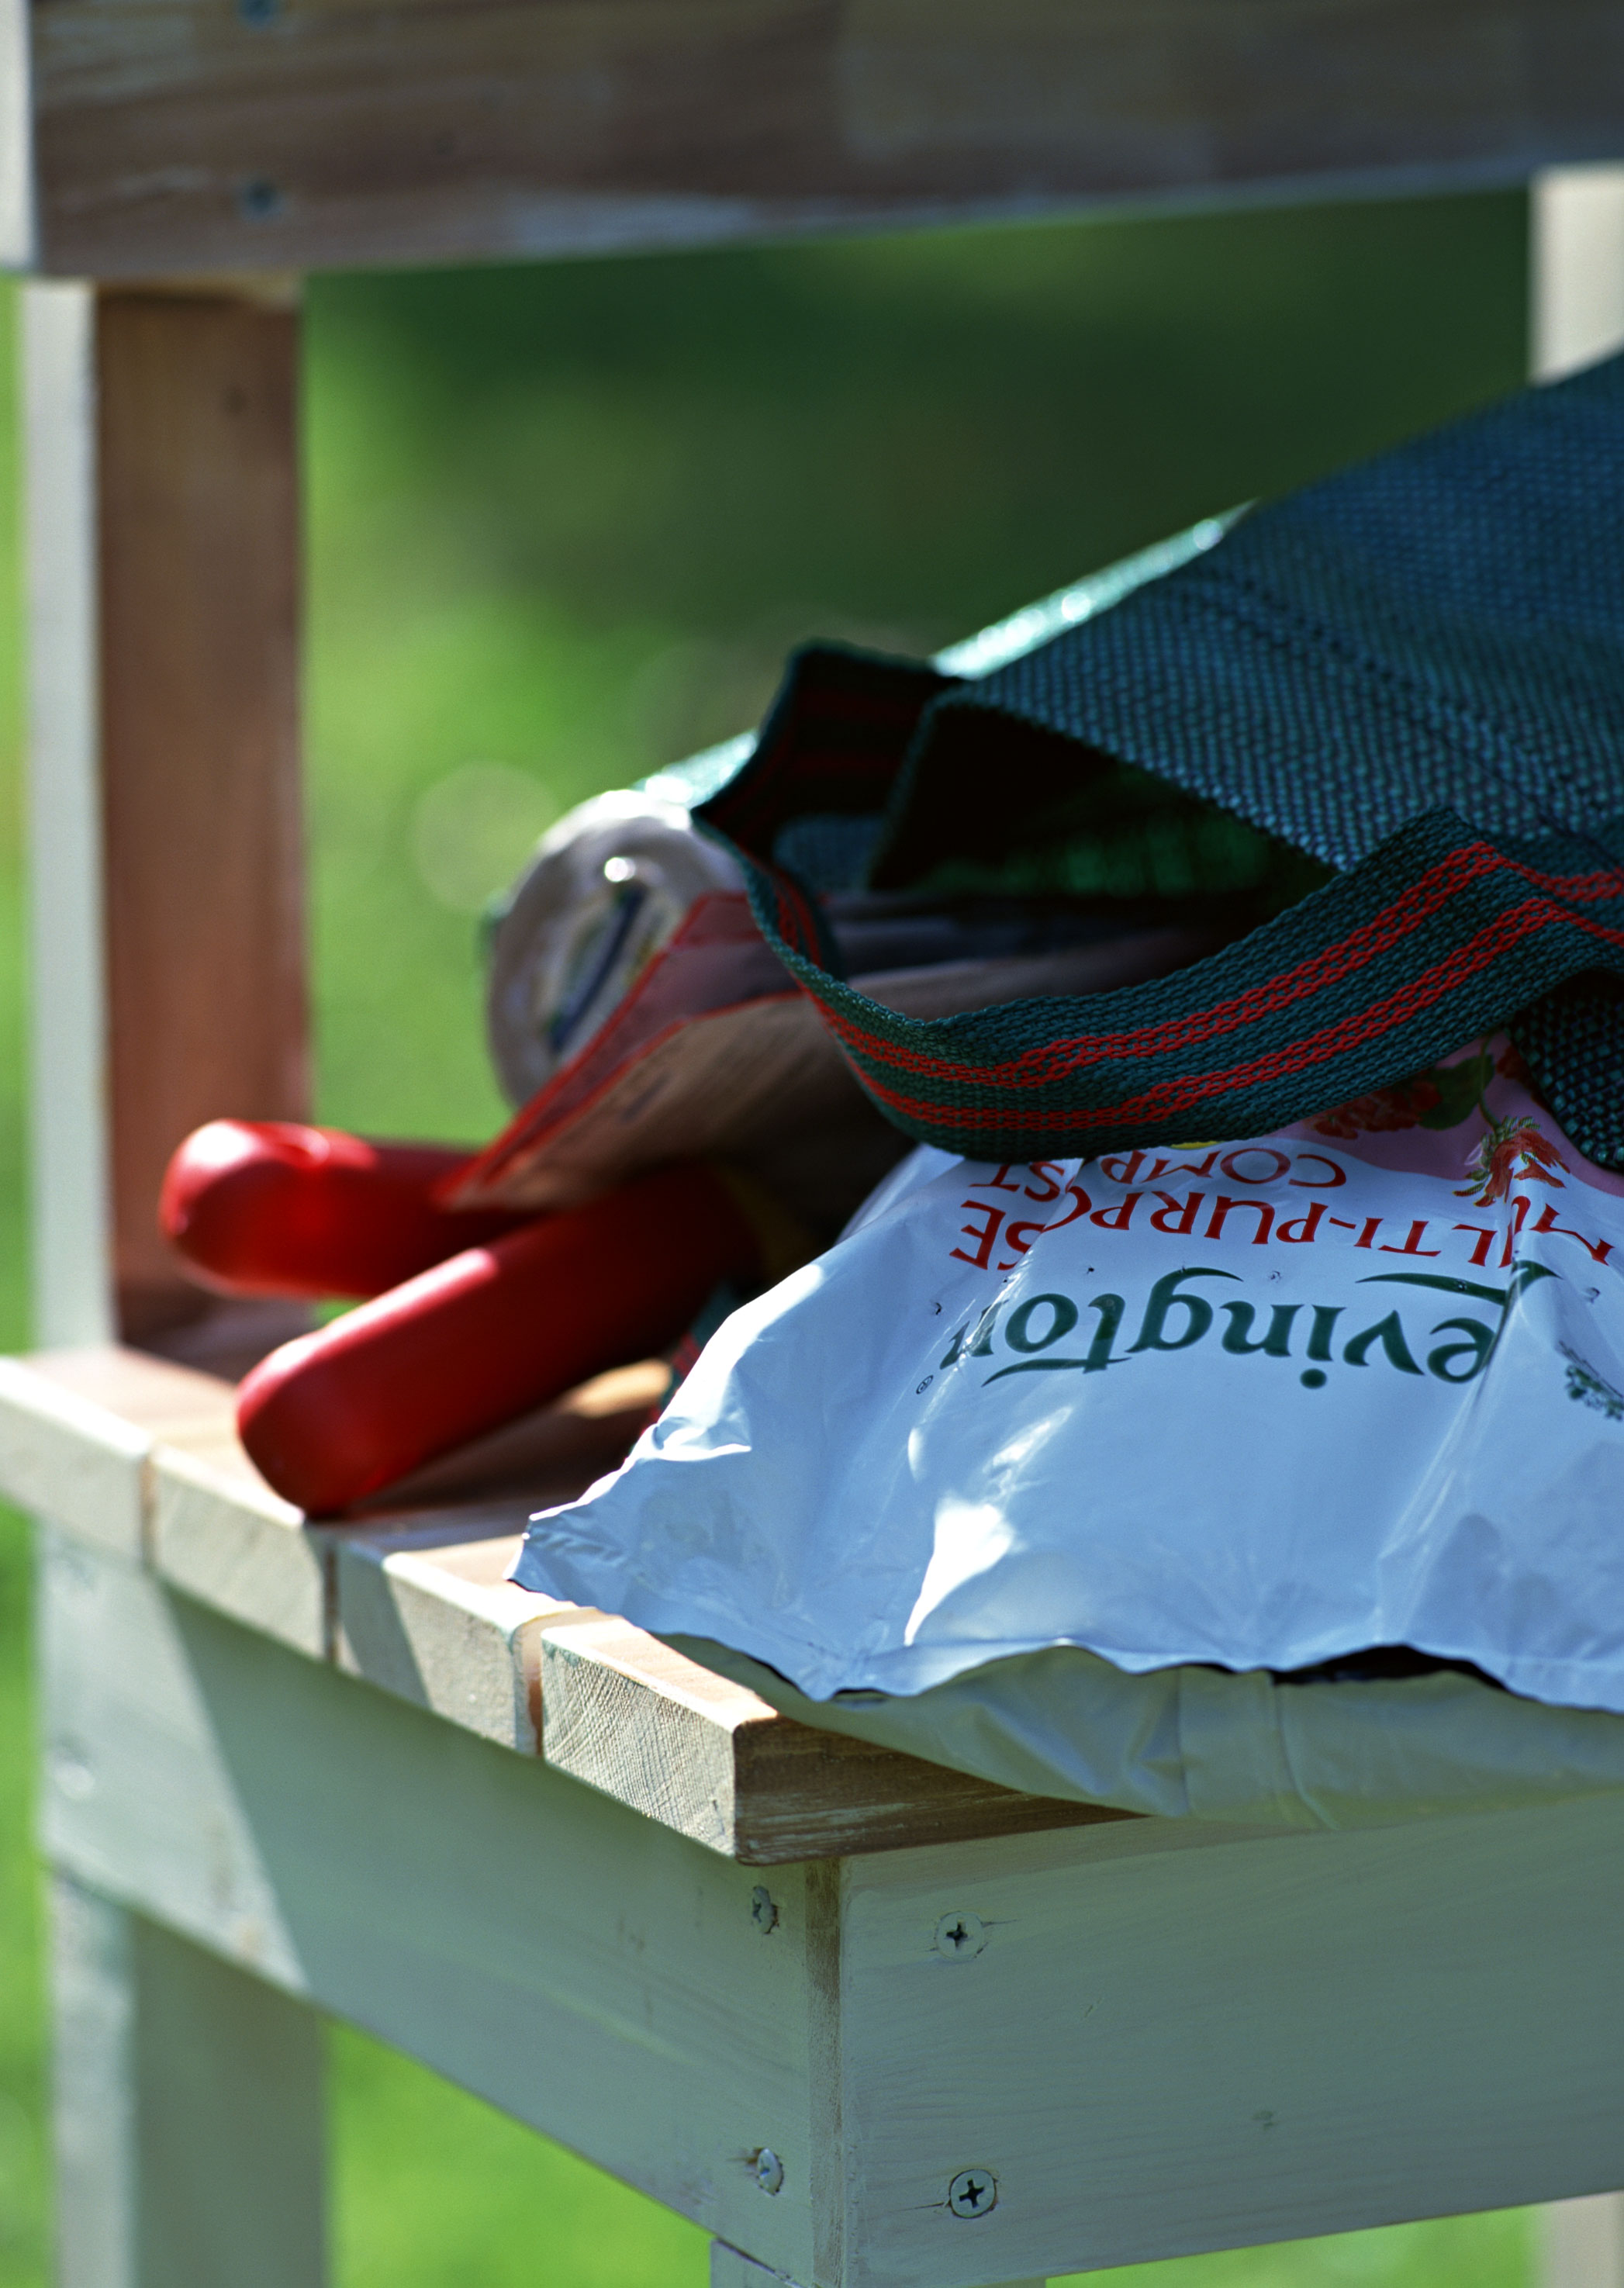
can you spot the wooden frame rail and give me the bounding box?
[0,1344,1118,1863]
[5,2,1624,281]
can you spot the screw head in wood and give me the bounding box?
[754,2148,784,2196]
[934,1910,986,1958]
[948,2168,997,2218]
[751,1885,779,1934]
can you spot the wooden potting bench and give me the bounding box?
[6,8,1624,2285]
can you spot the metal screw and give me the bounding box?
[751,1885,779,1935]
[237,178,285,221]
[754,2148,784,2196]
[948,2167,997,2219]
[934,1910,986,1959]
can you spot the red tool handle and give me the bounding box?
[237,1160,763,1513]
[161,1119,532,1300]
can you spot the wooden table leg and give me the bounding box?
[1531,165,1624,380]
[50,1871,327,2288]
[1543,2200,1624,2288]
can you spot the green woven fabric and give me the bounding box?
[699,356,1624,1163]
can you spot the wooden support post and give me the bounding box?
[22,278,309,1363]
[50,1871,327,2288]
[1528,168,1624,2288]
[1543,2200,1624,2288]
[1531,165,1624,380]
[23,282,111,1349]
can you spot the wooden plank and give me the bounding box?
[19,0,1624,281]
[1,1343,1114,1854]
[0,1344,238,1558]
[731,1693,1121,1865]
[22,283,308,1357]
[40,1529,827,2283]
[830,1816,1624,2288]
[0,0,29,267]
[22,282,113,1349]
[0,1358,148,1558]
[540,1613,773,1855]
[333,1527,573,1749]
[713,2244,810,2288]
[153,1357,653,1667]
[1532,164,1624,378]
[49,1872,327,2288]
[43,1527,1624,2281]
[539,1615,1121,1865]
[0,1343,1121,1851]
[22,1343,243,1439]
[94,287,308,1350]
[0,1344,326,1654]
[148,1440,327,1657]
[1542,2196,1624,2288]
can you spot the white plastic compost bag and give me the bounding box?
[513,1039,1624,1717]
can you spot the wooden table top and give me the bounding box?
[0,1343,1119,1863]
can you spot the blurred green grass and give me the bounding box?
[1,191,1540,2283]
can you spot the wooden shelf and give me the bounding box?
[8,0,1624,279]
[0,1343,1118,1864]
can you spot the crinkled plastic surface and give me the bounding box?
[672,1634,1624,1830]
[514,1042,1624,1735]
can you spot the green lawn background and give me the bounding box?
[0,192,1542,2282]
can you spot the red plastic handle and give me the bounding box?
[161,1120,532,1300]
[236,1160,762,1513]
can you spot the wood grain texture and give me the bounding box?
[334,1527,577,1747]
[42,1530,1624,2282]
[95,289,308,1343]
[1,1346,1111,1862]
[50,1873,327,2288]
[712,2242,809,2288]
[40,1533,826,2283]
[0,1344,238,1558]
[0,1359,150,1559]
[22,0,1624,280]
[23,285,310,1362]
[540,1615,1121,1864]
[829,1817,1624,2287]
[149,1440,327,1657]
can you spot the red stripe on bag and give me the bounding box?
[839,893,1624,1133]
[824,845,1624,1090]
